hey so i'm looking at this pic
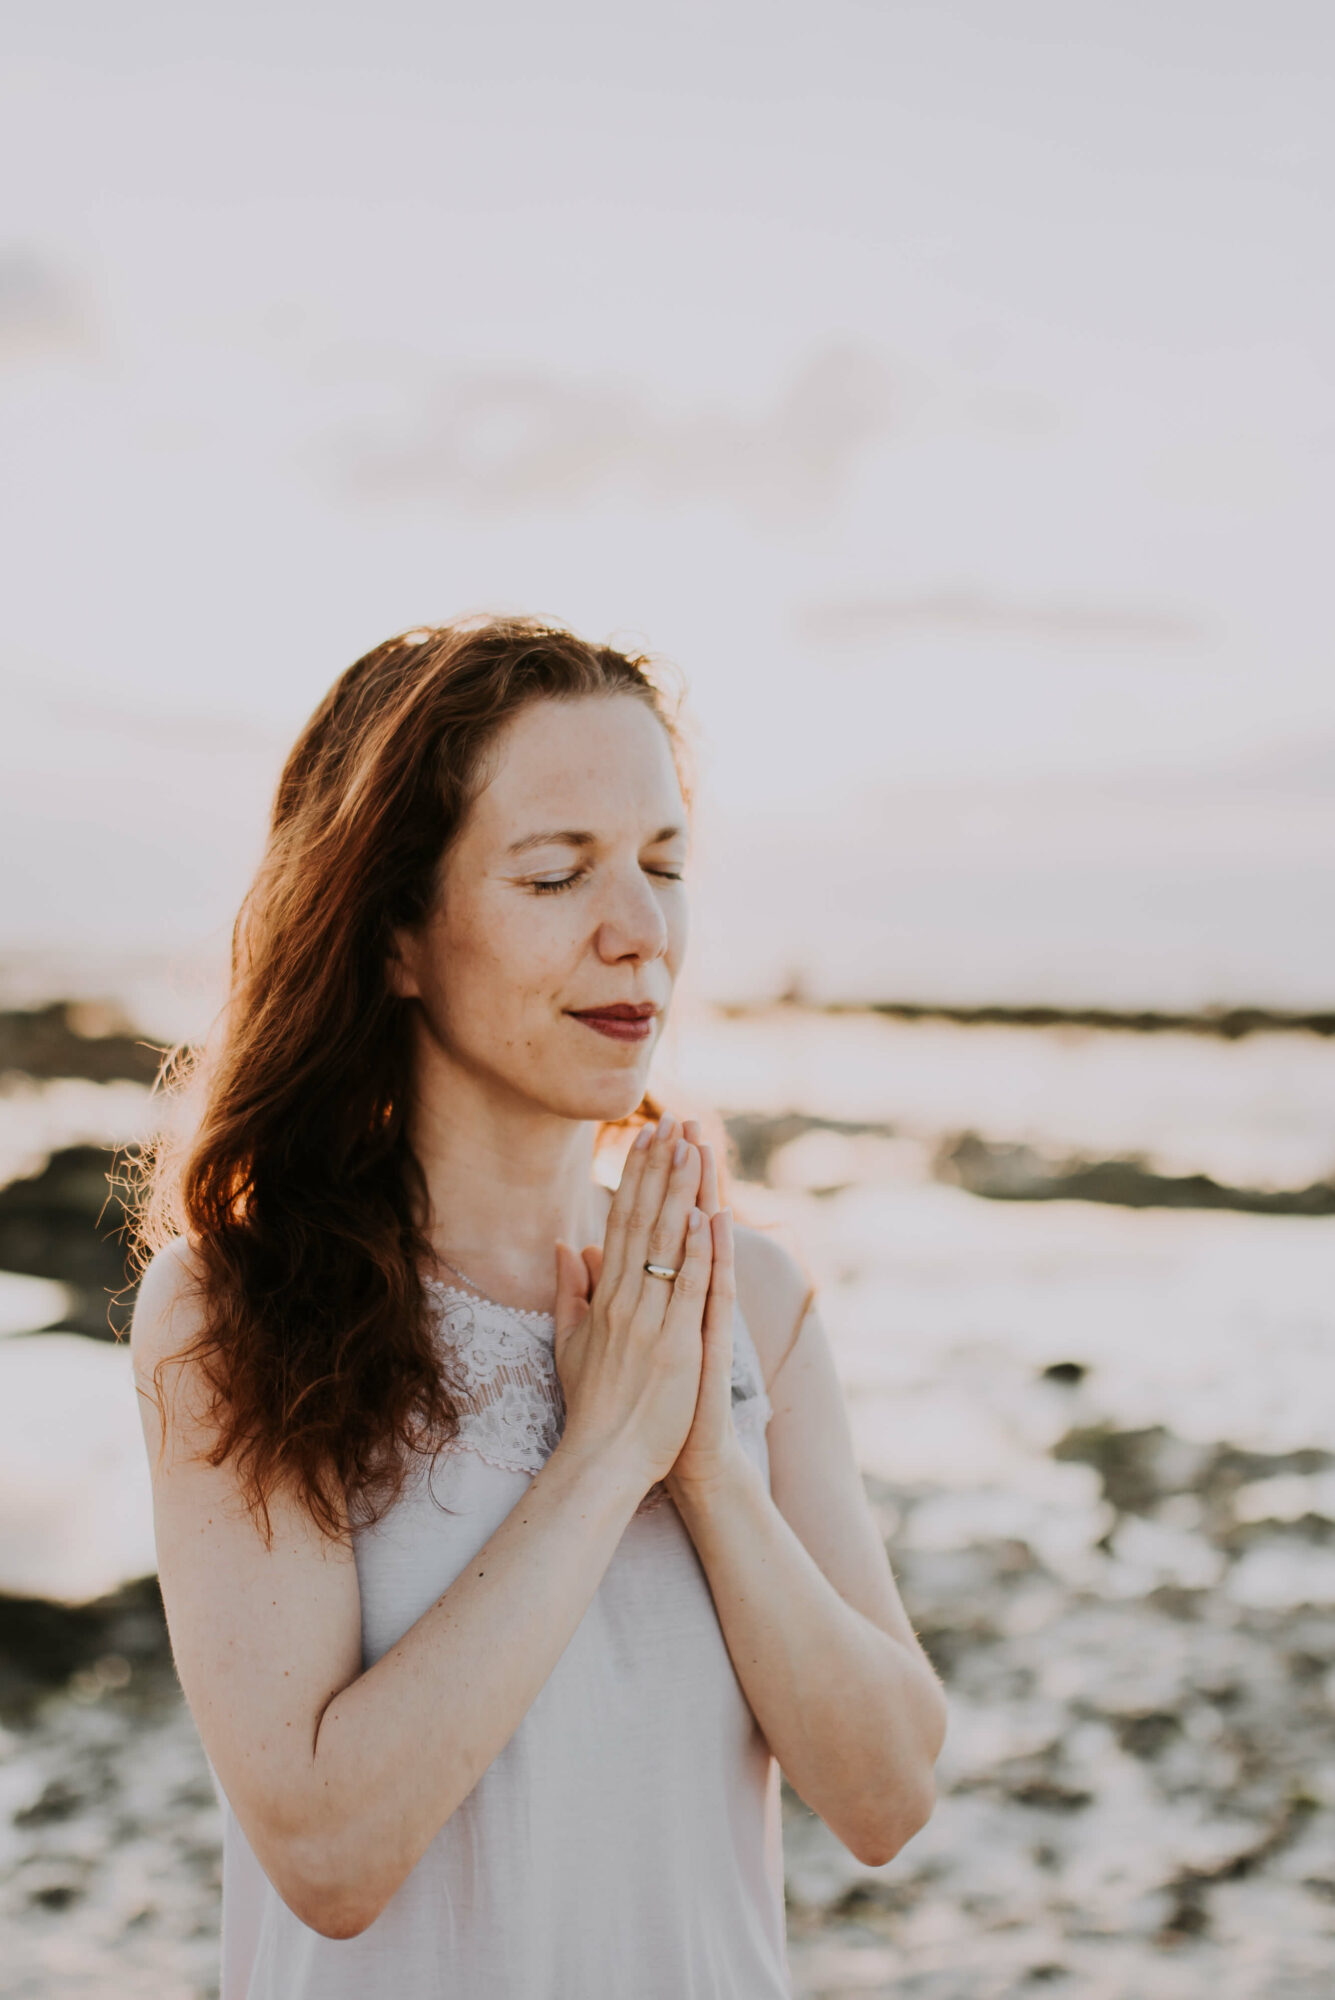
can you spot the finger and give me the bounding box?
[681,1121,719,1216]
[581,1245,605,1296]
[601,1118,656,1290]
[635,1138,704,1326]
[553,1240,592,1346]
[660,1205,714,1341]
[703,1207,736,1365]
[619,1114,680,1292]
[696,1140,721,1218]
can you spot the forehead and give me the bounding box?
[467,695,685,844]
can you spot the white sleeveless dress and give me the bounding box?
[216,1277,793,1999]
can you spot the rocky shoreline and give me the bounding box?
[0,1004,165,1088]
[3,1407,1332,1997]
[4,1106,1331,1358]
[2,999,1334,1996]
[783,1436,1335,1995]
[718,996,1335,1042]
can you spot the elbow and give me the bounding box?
[293,1893,382,1944]
[282,1876,385,1943]
[849,1660,946,1867]
[267,1828,390,1941]
[294,1903,375,1943]
[848,1765,938,1868]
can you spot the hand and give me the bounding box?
[551,1114,711,1490]
[664,1121,747,1508]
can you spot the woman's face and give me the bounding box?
[392,694,688,1124]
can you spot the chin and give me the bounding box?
[547,1061,652,1127]
[580,1076,652,1125]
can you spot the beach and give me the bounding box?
[5,1,1334,1989]
[1,998,1333,1997]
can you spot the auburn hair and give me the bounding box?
[133,616,684,1541]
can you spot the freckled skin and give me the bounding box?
[390,695,688,1129]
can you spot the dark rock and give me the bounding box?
[722,1110,895,1186]
[1226,1514,1335,1556]
[937,1131,1335,1217]
[13,1777,87,1827]
[1053,1424,1210,1515]
[1007,1778,1093,1813]
[1115,1711,1183,1759]
[0,1142,140,1337]
[830,1879,914,1917]
[1155,1792,1321,1949]
[1202,1444,1335,1512]
[735,996,1335,1040]
[0,1001,165,1085]
[0,1576,171,1718]
[1159,1886,1210,1942]
[29,1880,82,1911]
[1041,1360,1088,1386]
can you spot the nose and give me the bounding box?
[594,862,670,965]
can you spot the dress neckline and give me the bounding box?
[422,1271,556,1329]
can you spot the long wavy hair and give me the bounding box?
[133,616,685,1542]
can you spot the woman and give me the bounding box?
[131,616,946,1999]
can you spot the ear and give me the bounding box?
[385,926,422,1002]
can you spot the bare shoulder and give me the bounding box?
[128,1236,217,1463]
[732,1222,816,1389]
[129,1235,206,1374]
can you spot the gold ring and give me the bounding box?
[643,1261,678,1281]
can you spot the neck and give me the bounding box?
[405,1032,609,1316]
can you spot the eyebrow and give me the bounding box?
[506,824,686,857]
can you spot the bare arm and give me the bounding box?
[668,1219,946,1865]
[133,1118,712,1939]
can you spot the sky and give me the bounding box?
[2,1,1333,1015]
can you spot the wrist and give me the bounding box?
[550,1429,658,1506]
[665,1442,759,1524]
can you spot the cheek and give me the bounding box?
[434,898,572,1024]
[481,899,577,989]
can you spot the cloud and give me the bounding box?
[793,588,1206,649]
[0,250,95,364]
[322,347,894,522]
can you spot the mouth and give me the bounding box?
[565,1003,660,1045]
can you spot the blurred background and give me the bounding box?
[1,4,1333,1995]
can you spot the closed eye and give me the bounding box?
[529,866,683,896]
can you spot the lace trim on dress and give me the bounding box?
[422,1275,772,1514]
[423,1280,565,1476]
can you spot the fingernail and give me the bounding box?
[687,1207,703,1231]
[673,1138,689,1166]
[656,1114,673,1141]
[633,1123,653,1150]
